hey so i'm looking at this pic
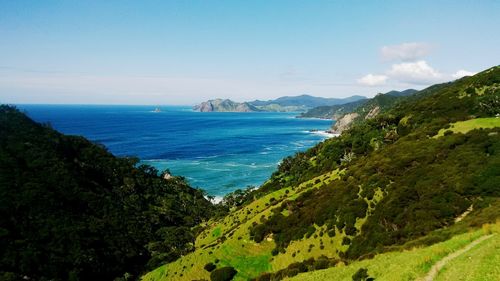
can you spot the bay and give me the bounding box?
[18,104,334,196]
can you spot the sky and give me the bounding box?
[0,0,499,105]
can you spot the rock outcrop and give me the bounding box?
[365,106,380,119]
[331,112,359,134]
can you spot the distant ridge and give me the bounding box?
[299,89,417,120]
[385,89,418,97]
[193,94,367,112]
[250,94,366,108]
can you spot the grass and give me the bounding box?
[142,162,498,281]
[435,117,500,137]
[270,225,348,270]
[435,229,500,281]
[285,222,499,281]
[142,170,344,281]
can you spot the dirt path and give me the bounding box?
[419,234,494,281]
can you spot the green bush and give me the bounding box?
[271,248,279,256]
[352,268,368,281]
[286,268,300,277]
[313,258,329,270]
[287,262,308,273]
[210,267,237,281]
[204,262,216,272]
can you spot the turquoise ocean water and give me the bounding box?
[18,105,333,197]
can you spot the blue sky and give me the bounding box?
[0,0,499,105]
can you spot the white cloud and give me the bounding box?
[452,69,477,79]
[381,42,432,61]
[357,74,388,86]
[361,42,476,88]
[387,60,442,85]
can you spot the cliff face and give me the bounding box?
[365,106,380,119]
[331,106,380,134]
[331,112,359,134]
[327,90,419,134]
[193,99,259,112]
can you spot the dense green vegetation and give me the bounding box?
[298,99,367,119]
[249,66,500,260]
[299,89,417,119]
[254,127,499,258]
[0,106,215,280]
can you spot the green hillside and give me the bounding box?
[299,89,417,120]
[298,99,367,119]
[288,221,499,281]
[0,106,215,280]
[144,66,500,281]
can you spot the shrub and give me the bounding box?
[286,268,300,277]
[271,248,279,256]
[345,225,357,236]
[352,268,369,281]
[288,262,308,273]
[204,262,216,272]
[210,266,237,281]
[342,237,351,245]
[313,258,329,270]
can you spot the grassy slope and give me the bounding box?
[435,229,500,281]
[142,170,346,281]
[435,117,500,137]
[287,222,499,281]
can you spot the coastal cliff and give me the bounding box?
[328,90,418,134]
[331,112,359,134]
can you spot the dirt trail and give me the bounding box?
[419,234,494,281]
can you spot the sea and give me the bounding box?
[17,105,334,198]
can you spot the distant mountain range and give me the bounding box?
[384,89,419,97]
[193,94,367,112]
[249,94,367,108]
